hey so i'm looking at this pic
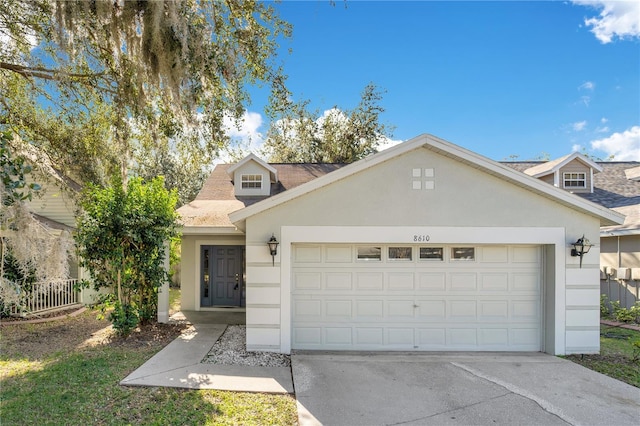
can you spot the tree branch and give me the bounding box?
[0,62,105,81]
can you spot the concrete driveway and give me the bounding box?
[292,352,640,426]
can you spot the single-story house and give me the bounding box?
[167,134,624,355]
[505,154,640,309]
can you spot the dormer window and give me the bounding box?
[241,174,262,189]
[563,172,586,189]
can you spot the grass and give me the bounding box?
[0,303,298,425]
[566,325,640,388]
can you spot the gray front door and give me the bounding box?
[201,245,244,307]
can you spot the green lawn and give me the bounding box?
[0,312,298,426]
[566,325,640,388]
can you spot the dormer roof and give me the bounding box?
[226,153,278,183]
[524,152,602,178]
[624,166,640,181]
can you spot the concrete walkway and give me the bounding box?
[120,314,293,394]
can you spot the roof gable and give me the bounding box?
[524,152,602,178]
[229,134,624,230]
[227,153,278,183]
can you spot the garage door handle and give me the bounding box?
[413,304,419,308]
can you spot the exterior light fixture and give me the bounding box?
[570,235,593,268]
[267,234,279,266]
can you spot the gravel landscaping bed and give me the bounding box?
[202,325,291,367]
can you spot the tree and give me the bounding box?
[1,0,292,187]
[75,176,179,335]
[262,84,394,163]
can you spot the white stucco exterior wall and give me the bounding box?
[241,147,604,355]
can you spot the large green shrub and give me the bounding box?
[76,176,179,335]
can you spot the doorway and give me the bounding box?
[200,245,245,307]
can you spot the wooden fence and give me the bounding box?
[9,279,79,316]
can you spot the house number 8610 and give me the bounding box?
[413,235,430,242]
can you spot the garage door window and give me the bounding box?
[419,247,443,261]
[357,246,381,261]
[452,247,475,260]
[388,247,412,261]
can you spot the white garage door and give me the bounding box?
[292,244,542,351]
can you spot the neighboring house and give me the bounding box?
[22,173,99,308]
[505,153,640,309]
[168,134,624,355]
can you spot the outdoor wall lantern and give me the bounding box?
[267,234,279,266]
[570,235,593,268]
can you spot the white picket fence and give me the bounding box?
[9,279,79,316]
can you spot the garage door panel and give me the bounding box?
[294,327,322,345]
[479,328,509,346]
[388,300,415,318]
[479,246,509,263]
[449,300,477,319]
[512,299,540,319]
[293,299,322,318]
[355,328,384,345]
[325,272,352,290]
[325,328,352,345]
[480,273,509,291]
[355,300,384,318]
[449,273,478,291]
[512,246,540,263]
[325,300,352,318]
[417,272,446,290]
[325,246,352,263]
[512,273,539,292]
[416,328,447,346]
[292,244,541,351]
[356,272,384,290]
[388,272,414,290]
[415,300,446,319]
[511,328,540,347]
[388,328,415,345]
[449,328,478,346]
[478,300,509,320]
[294,245,322,263]
[293,272,322,290]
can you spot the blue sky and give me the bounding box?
[230,1,640,161]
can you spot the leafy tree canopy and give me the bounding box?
[262,84,394,163]
[1,0,292,193]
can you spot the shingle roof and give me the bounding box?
[179,163,346,226]
[180,151,636,230]
[504,160,640,232]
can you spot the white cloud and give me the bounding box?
[573,120,588,131]
[579,81,595,90]
[590,126,640,160]
[572,144,584,152]
[377,137,404,152]
[573,1,640,43]
[601,117,608,124]
[579,95,591,106]
[223,111,263,140]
